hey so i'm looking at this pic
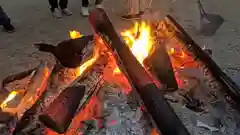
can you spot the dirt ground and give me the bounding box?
[0,0,240,79]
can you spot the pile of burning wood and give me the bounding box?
[0,9,240,135]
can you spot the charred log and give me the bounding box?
[39,85,86,134]
[88,8,189,135]
[165,15,240,107]
[144,43,178,92]
[35,35,94,68]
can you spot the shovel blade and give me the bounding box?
[200,13,224,36]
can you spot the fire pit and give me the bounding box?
[0,9,240,135]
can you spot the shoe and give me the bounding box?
[96,4,104,9]
[121,14,141,20]
[62,8,72,16]
[81,7,89,17]
[52,8,62,19]
[3,24,15,33]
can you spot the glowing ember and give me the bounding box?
[0,90,18,109]
[76,52,99,76]
[69,30,83,39]
[69,31,99,77]
[114,22,154,74]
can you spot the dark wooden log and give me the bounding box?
[88,8,190,135]
[165,15,240,106]
[39,85,86,134]
[144,43,178,92]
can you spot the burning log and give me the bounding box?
[15,62,52,119]
[0,62,52,134]
[164,15,240,107]
[0,68,36,104]
[144,43,178,92]
[88,8,190,135]
[39,85,86,134]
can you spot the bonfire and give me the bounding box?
[0,9,240,135]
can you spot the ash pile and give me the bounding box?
[0,8,240,135]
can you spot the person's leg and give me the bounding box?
[81,0,89,16]
[59,0,72,16]
[121,0,141,20]
[48,0,63,18]
[139,0,148,14]
[82,0,89,7]
[48,0,59,11]
[0,6,15,32]
[95,0,103,8]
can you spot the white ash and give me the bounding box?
[79,84,152,135]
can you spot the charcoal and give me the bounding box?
[144,42,178,91]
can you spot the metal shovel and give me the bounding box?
[197,0,224,36]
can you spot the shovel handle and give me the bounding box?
[197,0,207,17]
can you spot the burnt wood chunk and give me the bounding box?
[144,44,178,91]
[35,35,94,68]
[39,85,86,134]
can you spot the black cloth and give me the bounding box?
[82,0,103,7]
[48,0,68,11]
[0,6,10,26]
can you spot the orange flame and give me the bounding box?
[0,90,18,109]
[114,22,153,74]
[76,47,99,76]
[69,30,83,39]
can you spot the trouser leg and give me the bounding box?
[139,0,148,11]
[82,0,89,7]
[48,0,58,11]
[59,0,68,9]
[0,6,10,26]
[95,0,103,5]
[128,0,140,14]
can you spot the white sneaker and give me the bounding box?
[81,7,89,17]
[62,8,72,16]
[52,8,62,19]
[96,4,104,9]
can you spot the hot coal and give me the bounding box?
[35,35,94,68]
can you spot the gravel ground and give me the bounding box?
[0,0,240,79]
